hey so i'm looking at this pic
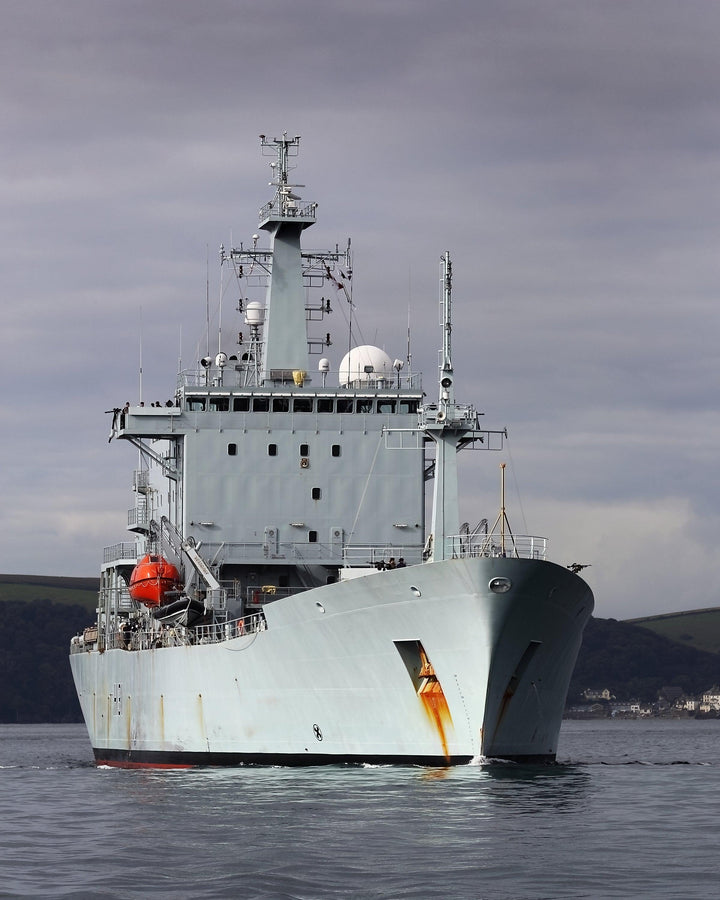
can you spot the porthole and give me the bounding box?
[489,576,512,594]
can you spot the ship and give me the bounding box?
[70,134,594,768]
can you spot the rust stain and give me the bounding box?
[125,695,132,748]
[494,684,515,732]
[417,648,453,760]
[197,693,207,745]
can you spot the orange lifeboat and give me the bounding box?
[128,555,182,608]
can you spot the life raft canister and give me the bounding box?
[128,555,182,608]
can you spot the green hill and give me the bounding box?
[0,599,90,722]
[569,616,720,703]
[626,607,720,656]
[0,574,98,612]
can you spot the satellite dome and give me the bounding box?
[339,345,394,386]
[245,301,264,326]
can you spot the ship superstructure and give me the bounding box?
[70,135,593,767]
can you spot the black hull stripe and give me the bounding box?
[93,748,555,768]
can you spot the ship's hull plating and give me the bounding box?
[70,557,592,767]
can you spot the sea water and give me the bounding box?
[0,720,718,899]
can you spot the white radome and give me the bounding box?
[339,345,394,385]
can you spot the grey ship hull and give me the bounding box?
[70,556,592,767]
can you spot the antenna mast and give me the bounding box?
[439,251,454,415]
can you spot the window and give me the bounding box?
[293,397,313,413]
[317,398,334,413]
[377,399,396,414]
[331,444,341,457]
[336,398,353,413]
[253,397,269,412]
[268,444,277,456]
[272,397,290,412]
[186,397,205,411]
[209,397,229,412]
[311,487,321,500]
[300,444,309,456]
[400,399,419,414]
[233,397,250,412]
[309,530,318,543]
[227,443,237,456]
[356,398,374,414]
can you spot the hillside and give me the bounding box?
[626,607,720,656]
[2,574,720,723]
[0,599,90,722]
[568,616,720,702]
[0,573,99,612]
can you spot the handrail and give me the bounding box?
[103,542,137,565]
[176,369,423,392]
[342,545,422,567]
[444,533,548,561]
[70,611,267,654]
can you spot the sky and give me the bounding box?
[2,0,719,620]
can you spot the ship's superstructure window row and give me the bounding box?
[183,395,419,415]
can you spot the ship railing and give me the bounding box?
[103,542,137,565]
[127,507,150,529]
[246,584,296,605]
[342,545,423,568]
[177,368,423,392]
[85,610,269,653]
[193,611,267,644]
[259,198,317,222]
[444,533,548,561]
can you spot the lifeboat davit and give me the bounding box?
[128,555,182,608]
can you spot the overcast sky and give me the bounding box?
[2,0,719,619]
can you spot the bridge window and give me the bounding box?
[186,397,205,411]
[399,399,419,414]
[377,399,396,414]
[209,397,229,412]
[317,398,334,413]
[272,398,289,412]
[233,397,250,412]
[253,397,269,412]
[337,398,353,414]
[356,398,373,414]
[293,397,313,413]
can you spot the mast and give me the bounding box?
[257,133,317,381]
[428,252,460,561]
